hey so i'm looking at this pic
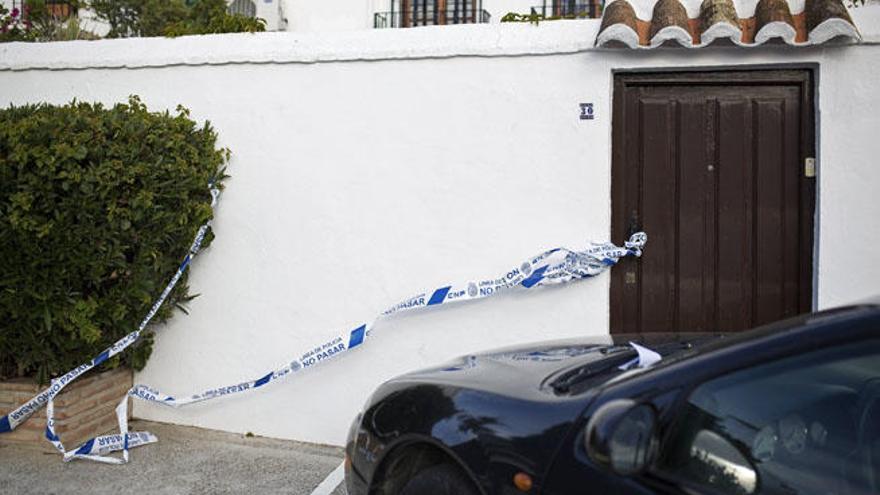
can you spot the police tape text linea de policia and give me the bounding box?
[0,185,650,464]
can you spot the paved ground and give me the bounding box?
[0,420,347,495]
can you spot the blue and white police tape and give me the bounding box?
[0,187,219,460]
[0,182,647,463]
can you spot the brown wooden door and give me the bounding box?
[610,70,815,334]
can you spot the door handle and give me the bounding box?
[626,211,642,239]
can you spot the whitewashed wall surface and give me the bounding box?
[1,9,880,445]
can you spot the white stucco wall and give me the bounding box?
[1,9,879,445]
[284,0,386,31]
[253,0,286,30]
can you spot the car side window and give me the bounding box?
[656,340,880,495]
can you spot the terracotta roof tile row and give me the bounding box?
[596,0,860,48]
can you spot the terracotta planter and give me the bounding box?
[0,367,132,453]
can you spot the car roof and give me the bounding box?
[589,303,880,395]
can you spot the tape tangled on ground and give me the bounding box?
[0,186,647,464]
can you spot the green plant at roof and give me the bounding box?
[88,0,266,38]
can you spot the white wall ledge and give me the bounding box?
[1,7,878,72]
[0,21,601,71]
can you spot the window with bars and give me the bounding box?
[529,0,603,18]
[374,0,490,29]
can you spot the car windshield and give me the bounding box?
[655,340,880,495]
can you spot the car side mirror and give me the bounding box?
[585,399,657,475]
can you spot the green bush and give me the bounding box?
[500,9,603,24]
[0,97,228,383]
[90,0,266,38]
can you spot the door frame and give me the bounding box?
[609,68,817,334]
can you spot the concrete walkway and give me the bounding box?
[0,420,346,495]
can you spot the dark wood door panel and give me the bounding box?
[677,97,714,332]
[716,97,753,332]
[611,71,815,335]
[639,97,677,332]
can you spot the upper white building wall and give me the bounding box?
[253,0,286,30]
[283,0,382,32]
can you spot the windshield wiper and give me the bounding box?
[549,350,638,394]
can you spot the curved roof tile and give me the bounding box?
[597,0,641,48]
[650,0,694,46]
[755,0,798,44]
[807,0,860,43]
[699,0,744,45]
[595,0,860,48]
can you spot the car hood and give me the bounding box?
[355,334,722,490]
[359,336,713,487]
[391,334,713,402]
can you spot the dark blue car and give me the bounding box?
[344,303,880,495]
